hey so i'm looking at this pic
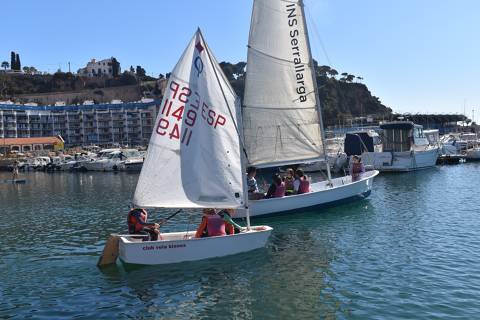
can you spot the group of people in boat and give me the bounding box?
[127,207,243,241]
[247,167,312,200]
[126,156,366,242]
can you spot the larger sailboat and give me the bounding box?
[236,0,379,218]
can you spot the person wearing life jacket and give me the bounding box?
[284,168,295,195]
[217,208,244,234]
[265,173,285,198]
[195,208,239,238]
[294,169,311,194]
[349,155,365,181]
[127,208,163,241]
[246,166,265,200]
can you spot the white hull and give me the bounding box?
[466,148,480,160]
[83,160,123,171]
[236,170,378,218]
[124,160,143,172]
[118,226,272,265]
[361,148,439,172]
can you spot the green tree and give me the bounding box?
[135,65,146,78]
[10,51,15,70]
[346,74,355,82]
[15,53,21,71]
[111,57,120,77]
[1,61,9,70]
[327,68,338,78]
[129,65,135,73]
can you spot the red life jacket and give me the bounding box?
[206,214,226,237]
[298,178,311,194]
[274,182,286,198]
[128,208,148,233]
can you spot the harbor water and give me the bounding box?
[1,164,480,319]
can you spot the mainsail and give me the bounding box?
[134,29,245,208]
[243,0,324,167]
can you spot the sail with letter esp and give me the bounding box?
[134,29,244,208]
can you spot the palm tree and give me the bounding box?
[1,61,9,70]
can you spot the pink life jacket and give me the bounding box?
[298,178,311,194]
[274,182,286,198]
[206,214,226,237]
[351,162,363,180]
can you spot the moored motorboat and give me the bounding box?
[361,121,439,171]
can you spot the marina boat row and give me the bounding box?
[12,148,146,172]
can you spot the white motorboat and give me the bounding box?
[100,30,272,266]
[361,121,439,171]
[82,148,121,171]
[124,157,144,172]
[465,148,480,160]
[439,134,461,155]
[26,156,51,171]
[238,0,379,218]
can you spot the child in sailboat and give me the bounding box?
[294,169,311,194]
[247,167,265,200]
[284,168,295,195]
[349,155,365,181]
[127,208,165,241]
[195,208,242,238]
[265,173,286,198]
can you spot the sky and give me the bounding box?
[2,0,480,120]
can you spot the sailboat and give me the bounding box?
[235,0,379,218]
[105,30,272,266]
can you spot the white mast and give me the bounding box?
[299,0,332,185]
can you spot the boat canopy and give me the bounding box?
[344,132,375,156]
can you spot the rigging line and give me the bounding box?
[304,2,333,67]
[247,45,311,67]
[198,30,249,159]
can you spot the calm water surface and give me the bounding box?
[1,164,480,319]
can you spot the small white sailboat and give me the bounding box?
[102,30,272,266]
[236,0,379,218]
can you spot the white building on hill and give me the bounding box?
[78,58,119,77]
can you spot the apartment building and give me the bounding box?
[0,101,158,147]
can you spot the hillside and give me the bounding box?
[220,61,392,126]
[0,72,162,105]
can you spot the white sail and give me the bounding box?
[243,0,324,167]
[134,30,245,208]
